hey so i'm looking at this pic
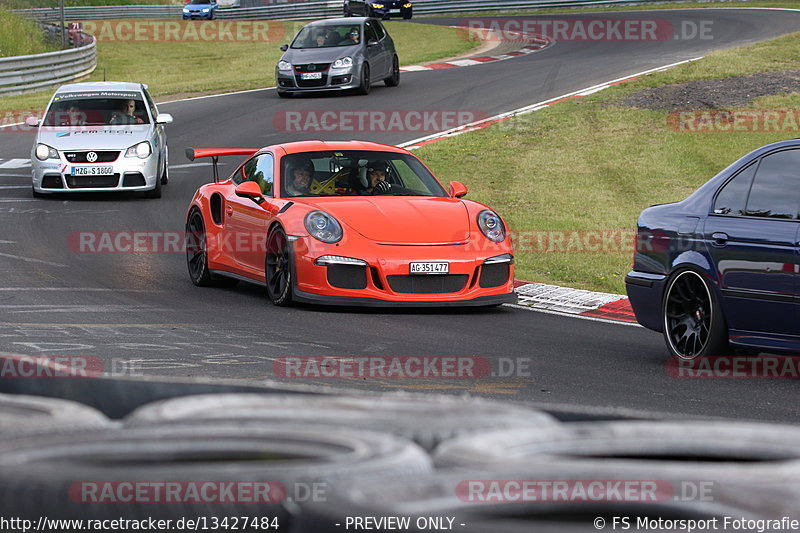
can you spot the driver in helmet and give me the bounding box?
[285,159,314,196]
[365,160,391,195]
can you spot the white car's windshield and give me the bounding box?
[43,92,149,126]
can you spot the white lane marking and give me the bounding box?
[0,200,38,202]
[0,305,167,313]
[0,159,30,169]
[0,287,160,292]
[159,86,275,105]
[0,240,16,244]
[169,162,214,169]
[398,57,703,148]
[0,174,31,178]
[505,303,642,327]
[0,252,67,267]
[0,186,30,190]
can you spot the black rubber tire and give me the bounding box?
[277,90,291,98]
[662,269,729,359]
[124,392,557,451]
[433,420,800,479]
[185,208,214,287]
[384,55,399,87]
[402,12,412,19]
[356,63,370,95]
[143,175,162,198]
[0,423,432,522]
[0,393,112,439]
[265,227,293,306]
[31,186,44,198]
[160,156,169,185]
[294,461,793,533]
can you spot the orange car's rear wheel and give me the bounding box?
[265,227,293,306]
[186,209,213,286]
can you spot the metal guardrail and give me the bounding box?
[0,27,96,97]
[18,0,666,22]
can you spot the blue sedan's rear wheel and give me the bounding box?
[663,270,728,359]
[265,227,293,306]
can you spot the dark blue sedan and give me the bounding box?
[626,139,800,358]
[182,0,217,19]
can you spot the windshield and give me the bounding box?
[187,0,212,5]
[43,92,149,126]
[291,24,361,48]
[281,151,447,197]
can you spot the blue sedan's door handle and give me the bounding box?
[711,232,729,246]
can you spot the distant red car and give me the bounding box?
[184,140,516,307]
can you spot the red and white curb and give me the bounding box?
[400,29,552,72]
[399,57,702,150]
[512,281,637,325]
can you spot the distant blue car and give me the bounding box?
[183,0,217,20]
[626,139,800,358]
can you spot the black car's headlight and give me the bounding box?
[332,57,353,69]
[125,141,151,159]
[35,144,59,161]
[305,211,343,243]
[477,210,506,242]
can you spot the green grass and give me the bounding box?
[0,8,56,57]
[415,30,800,294]
[0,19,479,114]
[430,0,800,18]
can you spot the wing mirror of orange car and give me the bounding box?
[280,44,289,52]
[448,181,468,198]
[235,181,265,204]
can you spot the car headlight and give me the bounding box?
[202,8,210,11]
[477,210,506,242]
[35,144,59,161]
[278,60,292,72]
[182,7,189,10]
[125,141,151,159]
[372,3,384,7]
[332,57,353,69]
[305,211,343,243]
[403,3,411,6]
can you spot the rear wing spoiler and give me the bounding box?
[185,147,260,183]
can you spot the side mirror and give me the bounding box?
[235,181,265,204]
[25,116,40,127]
[155,113,173,125]
[367,39,378,47]
[448,181,468,198]
[280,44,289,52]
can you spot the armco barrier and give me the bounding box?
[18,0,669,22]
[0,28,96,97]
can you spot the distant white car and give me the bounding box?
[27,81,173,198]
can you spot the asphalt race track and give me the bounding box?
[1,9,800,422]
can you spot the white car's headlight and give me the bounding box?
[477,210,506,242]
[125,141,151,159]
[278,60,292,72]
[305,211,343,243]
[35,144,58,161]
[332,57,353,69]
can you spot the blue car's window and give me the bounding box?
[744,149,800,219]
[713,163,756,216]
[43,94,149,126]
[291,25,361,48]
[281,151,447,198]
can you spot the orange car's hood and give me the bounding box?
[305,197,472,244]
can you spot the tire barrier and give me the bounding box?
[124,392,558,451]
[0,392,113,438]
[0,422,433,528]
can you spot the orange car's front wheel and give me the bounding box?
[265,227,293,306]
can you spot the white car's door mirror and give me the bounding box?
[156,113,173,125]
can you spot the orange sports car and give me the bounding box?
[184,140,516,306]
